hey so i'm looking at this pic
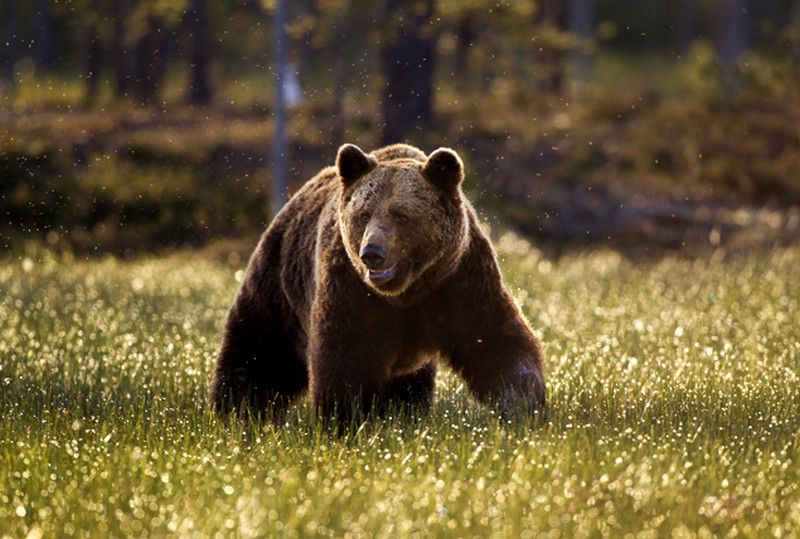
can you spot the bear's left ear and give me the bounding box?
[337,143,378,186]
[422,148,464,193]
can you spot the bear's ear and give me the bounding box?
[337,144,377,186]
[422,148,464,193]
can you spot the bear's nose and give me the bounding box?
[360,243,387,269]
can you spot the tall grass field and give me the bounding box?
[2,237,799,536]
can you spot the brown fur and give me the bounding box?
[211,143,545,422]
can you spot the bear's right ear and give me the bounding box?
[337,144,377,186]
[422,148,464,194]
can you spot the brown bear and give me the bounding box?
[211,143,545,421]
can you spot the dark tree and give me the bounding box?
[134,18,165,105]
[186,0,211,105]
[313,1,383,148]
[380,0,436,145]
[716,0,749,92]
[326,1,359,147]
[535,0,568,94]
[749,0,782,40]
[84,23,102,102]
[331,43,346,147]
[454,12,476,76]
[113,0,134,97]
[1,0,17,84]
[792,0,800,61]
[33,0,54,71]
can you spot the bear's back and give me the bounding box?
[266,166,342,333]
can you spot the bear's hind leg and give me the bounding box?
[212,299,307,419]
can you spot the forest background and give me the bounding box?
[1,0,799,255]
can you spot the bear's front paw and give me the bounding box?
[499,364,546,421]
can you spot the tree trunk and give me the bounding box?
[134,19,164,106]
[380,0,436,145]
[749,0,781,44]
[535,0,568,94]
[1,0,17,84]
[569,0,594,82]
[33,0,53,72]
[331,52,346,147]
[716,0,749,93]
[272,0,289,217]
[792,0,800,61]
[454,13,476,77]
[113,0,134,97]
[85,25,101,103]
[186,0,212,105]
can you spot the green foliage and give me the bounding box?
[127,0,189,40]
[0,111,273,252]
[1,238,799,535]
[433,47,800,208]
[3,45,800,254]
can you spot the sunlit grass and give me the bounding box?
[2,238,799,536]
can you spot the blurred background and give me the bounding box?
[1,0,799,257]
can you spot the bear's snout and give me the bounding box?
[360,243,387,269]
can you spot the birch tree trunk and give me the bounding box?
[272,0,289,217]
[569,0,594,82]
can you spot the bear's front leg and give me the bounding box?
[447,293,546,418]
[306,275,397,425]
[308,331,393,425]
[309,360,385,425]
[451,343,545,417]
[455,347,545,418]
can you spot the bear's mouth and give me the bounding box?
[367,263,397,284]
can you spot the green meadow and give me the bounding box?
[2,238,799,537]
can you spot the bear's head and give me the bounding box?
[337,143,469,299]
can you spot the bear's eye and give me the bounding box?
[359,212,371,225]
[392,212,409,225]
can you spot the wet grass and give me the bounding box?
[2,238,799,536]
